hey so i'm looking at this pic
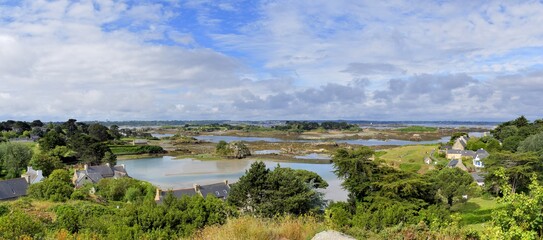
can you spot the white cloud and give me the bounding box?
[1,0,542,121]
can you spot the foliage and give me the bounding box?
[109,145,166,155]
[484,151,542,194]
[518,132,543,153]
[272,121,358,132]
[395,126,438,132]
[39,130,66,152]
[95,177,156,202]
[228,161,326,217]
[428,167,474,206]
[0,142,33,179]
[29,150,64,177]
[215,140,232,156]
[0,210,45,239]
[88,123,113,142]
[28,169,73,202]
[215,141,251,158]
[484,168,543,239]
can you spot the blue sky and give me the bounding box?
[0,0,542,121]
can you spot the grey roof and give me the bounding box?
[113,165,127,175]
[448,159,459,167]
[199,182,230,199]
[87,165,114,178]
[471,173,485,183]
[0,178,28,200]
[74,164,128,188]
[447,149,477,158]
[475,149,489,159]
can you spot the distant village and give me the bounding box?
[439,134,489,187]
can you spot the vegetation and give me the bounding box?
[272,121,359,132]
[3,116,543,239]
[215,141,251,159]
[228,161,326,217]
[109,145,166,155]
[395,126,438,132]
[0,142,33,179]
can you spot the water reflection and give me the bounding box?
[195,135,450,146]
[118,156,348,201]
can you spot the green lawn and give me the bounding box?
[452,196,502,231]
[377,145,438,173]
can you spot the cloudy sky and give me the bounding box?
[1,0,542,121]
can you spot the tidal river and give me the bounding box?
[117,156,348,201]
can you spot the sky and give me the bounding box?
[0,0,542,121]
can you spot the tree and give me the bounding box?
[38,130,66,152]
[109,125,122,140]
[62,119,79,137]
[332,146,382,202]
[88,123,112,142]
[29,151,64,177]
[28,169,73,202]
[502,136,524,152]
[228,161,324,216]
[518,132,543,153]
[429,168,474,206]
[466,138,486,151]
[30,120,44,127]
[485,168,543,239]
[484,151,542,194]
[228,161,269,214]
[0,142,33,179]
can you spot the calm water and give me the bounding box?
[195,135,450,146]
[118,156,348,201]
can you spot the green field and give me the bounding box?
[452,196,502,230]
[377,145,438,173]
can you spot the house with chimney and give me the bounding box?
[0,167,45,201]
[155,180,231,203]
[72,163,128,188]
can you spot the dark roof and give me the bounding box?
[471,173,485,183]
[448,159,459,167]
[0,178,28,200]
[87,165,114,178]
[199,183,230,199]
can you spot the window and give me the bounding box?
[215,191,220,196]
[223,190,228,194]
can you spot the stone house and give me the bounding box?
[452,136,469,150]
[447,159,468,171]
[155,180,231,203]
[72,163,128,188]
[21,166,44,184]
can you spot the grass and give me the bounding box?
[395,126,438,133]
[192,215,326,240]
[378,145,438,173]
[452,196,502,231]
[399,163,422,172]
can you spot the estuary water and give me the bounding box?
[118,156,348,201]
[194,135,451,146]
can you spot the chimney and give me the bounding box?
[224,180,229,186]
[154,188,162,201]
[23,175,30,184]
[193,184,201,192]
[84,164,88,170]
[106,163,110,167]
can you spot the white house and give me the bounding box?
[21,166,44,184]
